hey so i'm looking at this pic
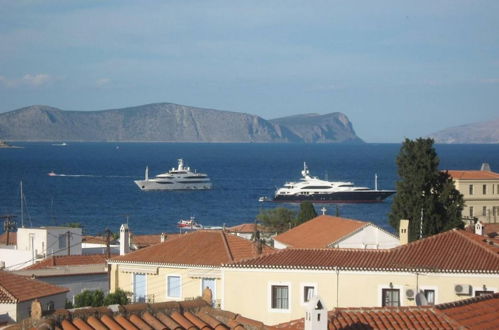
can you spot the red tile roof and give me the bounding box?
[110,230,274,266]
[227,223,271,233]
[22,298,266,329]
[229,230,499,273]
[273,215,374,248]
[0,232,16,246]
[271,306,462,329]
[0,270,69,303]
[23,254,113,270]
[437,293,499,329]
[447,170,499,180]
[131,233,181,249]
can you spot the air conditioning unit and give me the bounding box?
[454,284,472,295]
[405,288,415,299]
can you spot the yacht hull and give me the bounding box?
[273,190,395,203]
[134,180,212,191]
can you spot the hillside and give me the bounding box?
[429,118,499,144]
[0,103,362,143]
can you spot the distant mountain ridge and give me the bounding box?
[0,103,363,143]
[429,118,499,144]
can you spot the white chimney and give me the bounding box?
[160,233,167,243]
[475,221,483,236]
[305,296,327,330]
[120,224,130,256]
[399,219,409,245]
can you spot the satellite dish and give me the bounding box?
[415,292,428,306]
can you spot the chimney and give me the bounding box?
[399,219,409,245]
[304,296,328,330]
[475,221,483,236]
[160,232,167,243]
[120,224,130,256]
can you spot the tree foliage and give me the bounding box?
[104,289,130,305]
[74,289,130,308]
[389,138,464,241]
[297,201,317,224]
[257,207,297,233]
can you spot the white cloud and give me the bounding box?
[96,78,111,87]
[0,73,55,88]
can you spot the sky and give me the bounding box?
[0,1,498,142]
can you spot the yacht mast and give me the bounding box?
[20,181,24,228]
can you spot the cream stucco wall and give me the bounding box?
[110,263,221,305]
[222,267,499,326]
[454,179,499,224]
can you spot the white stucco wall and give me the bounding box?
[331,225,400,249]
[17,227,82,257]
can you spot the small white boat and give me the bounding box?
[135,159,212,191]
[48,171,57,176]
[52,142,67,146]
[177,217,203,230]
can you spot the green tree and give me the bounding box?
[103,289,130,306]
[297,201,317,224]
[257,207,297,233]
[389,138,464,241]
[74,289,104,307]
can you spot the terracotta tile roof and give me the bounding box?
[0,232,16,246]
[23,254,114,270]
[110,230,274,266]
[271,306,462,329]
[82,235,109,245]
[437,293,499,329]
[273,215,372,248]
[0,270,69,303]
[447,170,499,180]
[229,230,499,273]
[227,223,271,233]
[20,298,266,330]
[131,233,181,249]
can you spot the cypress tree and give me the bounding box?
[297,201,317,224]
[389,138,464,241]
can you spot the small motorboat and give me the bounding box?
[177,217,203,230]
[48,171,57,176]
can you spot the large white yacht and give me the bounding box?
[134,159,212,191]
[273,162,394,203]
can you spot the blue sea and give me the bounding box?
[1,143,498,236]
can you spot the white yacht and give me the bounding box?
[273,162,394,203]
[134,159,212,191]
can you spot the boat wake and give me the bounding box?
[48,172,133,178]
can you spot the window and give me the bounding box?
[469,185,473,195]
[483,206,487,216]
[271,285,289,309]
[483,184,487,195]
[382,289,400,307]
[46,301,55,311]
[423,290,435,305]
[133,273,146,303]
[469,207,474,218]
[58,234,67,249]
[475,290,494,297]
[167,276,181,298]
[304,286,315,303]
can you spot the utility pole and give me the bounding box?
[1,215,17,246]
